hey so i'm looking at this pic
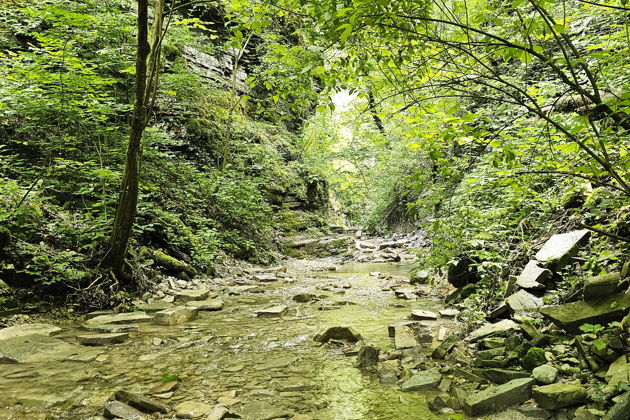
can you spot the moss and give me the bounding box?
[522,347,546,370]
[154,250,195,276]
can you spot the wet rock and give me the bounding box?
[378,365,399,384]
[292,293,316,303]
[506,290,543,314]
[103,400,147,419]
[472,368,530,384]
[148,381,179,395]
[445,283,477,304]
[532,383,587,409]
[401,368,442,391]
[86,310,114,319]
[428,393,451,413]
[604,391,630,420]
[84,324,139,334]
[86,312,151,325]
[255,305,287,318]
[532,364,558,384]
[0,334,86,363]
[410,309,438,320]
[354,345,380,369]
[174,401,214,418]
[239,401,291,419]
[171,289,210,302]
[114,390,170,414]
[253,274,279,282]
[135,301,172,312]
[517,401,553,419]
[516,261,551,290]
[432,333,459,359]
[153,306,198,325]
[535,230,590,271]
[387,321,425,338]
[463,377,534,416]
[186,299,223,311]
[584,273,620,300]
[410,270,430,284]
[315,326,362,343]
[77,333,129,346]
[393,324,431,349]
[0,323,61,340]
[277,377,317,392]
[468,319,519,341]
[539,292,630,333]
[439,308,460,318]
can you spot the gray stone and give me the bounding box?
[239,401,291,420]
[575,406,606,420]
[76,333,129,346]
[255,305,287,317]
[393,324,432,349]
[172,289,210,302]
[185,299,223,311]
[410,309,438,320]
[540,292,630,333]
[252,274,279,282]
[103,400,147,419]
[84,324,139,334]
[354,345,380,368]
[472,368,530,384]
[401,368,442,391]
[445,283,477,304]
[0,334,85,363]
[463,378,534,416]
[86,312,151,325]
[604,356,630,392]
[517,402,553,419]
[135,301,172,312]
[604,391,630,420]
[439,308,460,318]
[379,365,399,384]
[174,401,214,418]
[432,333,459,359]
[532,364,558,385]
[506,289,543,314]
[532,383,587,409]
[516,261,551,290]
[0,323,61,340]
[207,404,231,420]
[153,306,198,325]
[387,321,424,337]
[535,230,590,271]
[468,319,519,341]
[315,326,362,343]
[584,273,620,300]
[114,390,170,414]
[292,293,316,302]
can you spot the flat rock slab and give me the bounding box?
[153,306,198,325]
[394,326,419,349]
[255,305,287,317]
[506,289,543,314]
[401,368,442,391]
[540,292,630,333]
[76,333,129,346]
[86,312,151,325]
[584,273,620,301]
[172,289,210,302]
[0,323,61,340]
[468,319,519,342]
[604,356,630,392]
[83,324,139,334]
[135,301,172,312]
[185,299,223,311]
[115,389,170,414]
[463,377,534,416]
[535,230,590,271]
[174,400,214,418]
[410,309,438,320]
[532,383,587,409]
[104,400,146,419]
[516,261,551,290]
[240,401,291,420]
[252,274,279,282]
[472,368,531,384]
[439,308,460,318]
[0,334,86,363]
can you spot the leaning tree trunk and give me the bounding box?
[110,0,164,279]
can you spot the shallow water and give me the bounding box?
[0,263,451,419]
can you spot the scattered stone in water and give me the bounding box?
[148,381,179,395]
[83,324,139,334]
[76,333,129,346]
[114,390,170,414]
[134,301,172,312]
[253,274,279,282]
[532,364,558,385]
[103,400,147,419]
[401,368,442,391]
[532,382,587,409]
[185,299,223,311]
[535,230,590,271]
[0,334,86,363]
[292,293,316,303]
[223,364,245,373]
[432,333,459,359]
[171,289,210,302]
[277,378,317,392]
[463,377,534,416]
[0,323,61,340]
[410,309,438,320]
[86,312,151,325]
[314,326,362,343]
[438,308,460,318]
[354,345,380,369]
[174,401,214,419]
[255,305,288,318]
[153,306,198,325]
[240,401,291,420]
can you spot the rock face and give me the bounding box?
[315,327,362,343]
[516,261,551,290]
[532,383,587,409]
[153,307,198,325]
[463,378,535,416]
[535,230,590,271]
[0,334,85,363]
[506,290,543,314]
[540,292,630,333]
[86,312,151,325]
[401,368,442,391]
[584,273,620,300]
[0,323,61,340]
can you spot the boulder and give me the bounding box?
[506,290,543,314]
[468,319,519,342]
[315,327,362,343]
[532,364,558,385]
[410,309,438,320]
[532,383,587,409]
[103,400,146,419]
[255,305,287,318]
[171,289,210,302]
[463,378,534,416]
[401,368,442,391]
[114,390,170,414]
[539,292,630,333]
[76,333,129,346]
[516,261,551,290]
[185,299,223,311]
[153,306,198,326]
[584,273,620,300]
[86,312,151,325]
[354,346,380,369]
[535,230,590,271]
[523,347,547,370]
[0,323,61,340]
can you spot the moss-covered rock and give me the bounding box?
[154,250,195,276]
[522,347,546,370]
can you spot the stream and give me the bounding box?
[0,262,452,420]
